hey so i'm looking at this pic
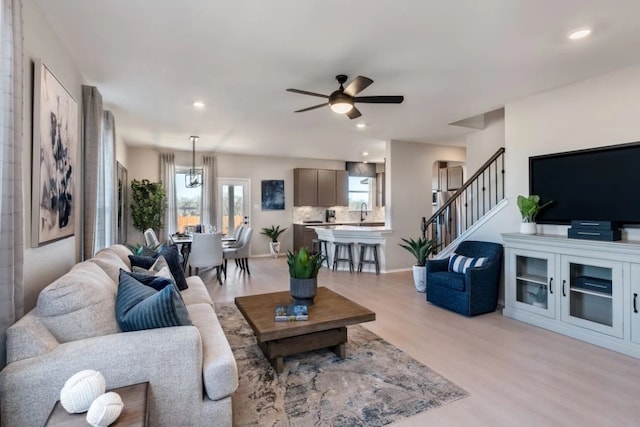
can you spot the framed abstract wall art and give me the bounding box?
[261,180,285,210]
[31,60,78,246]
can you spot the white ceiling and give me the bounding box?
[35,0,640,163]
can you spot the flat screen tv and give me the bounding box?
[529,142,640,225]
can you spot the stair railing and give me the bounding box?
[422,147,505,252]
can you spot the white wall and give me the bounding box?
[124,147,345,255]
[22,0,83,311]
[467,64,640,246]
[386,140,466,271]
[465,109,505,174]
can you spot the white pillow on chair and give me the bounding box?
[448,253,488,274]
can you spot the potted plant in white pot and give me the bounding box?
[287,247,325,305]
[260,225,287,257]
[399,237,438,292]
[517,195,552,235]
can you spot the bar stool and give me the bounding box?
[332,242,354,273]
[358,243,380,275]
[311,238,330,267]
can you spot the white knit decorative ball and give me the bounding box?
[86,392,124,427]
[60,370,106,413]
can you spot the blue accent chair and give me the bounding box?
[426,240,503,316]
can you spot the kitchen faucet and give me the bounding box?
[360,202,368,222]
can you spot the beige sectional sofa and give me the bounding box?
[0,244,238,426]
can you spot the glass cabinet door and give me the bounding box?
[631,264,640,345]
[509,249,556,318]
[560,255,623,338]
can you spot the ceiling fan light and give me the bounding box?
[330,102,353,114]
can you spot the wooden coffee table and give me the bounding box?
[235,287,375,373]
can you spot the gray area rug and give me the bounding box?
[216,303,469,426]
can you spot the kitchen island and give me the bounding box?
[311,225,392,273]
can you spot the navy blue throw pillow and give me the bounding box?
[128,254,156,270]
[129,245,188,291]
[121,269,175,292]
[116,271,191,332]
[157,244,189,291]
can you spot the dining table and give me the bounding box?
[171,233,237,271]
[171,234,193,270]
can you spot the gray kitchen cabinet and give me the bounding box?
[293,224,317,251]
[293,169,318,206]
[293,168,348,207]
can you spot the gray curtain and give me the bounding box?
[201,155,216,228]
[82,85,103,259]
[160,153,177,238]
[0,0,24,369]
[94,110,117,251]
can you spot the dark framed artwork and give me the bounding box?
[31,60,78,246]
[117,162,128,244]
[261,180,285,210]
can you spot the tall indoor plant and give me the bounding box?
[517,195,552,235]
[130,179,166,237]
[260,225,287,258]
[399,237,438,292]
[287,247,325,305]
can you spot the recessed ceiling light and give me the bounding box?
[356,123,367,129]
[193,101,205,108]
[568,28,592,40]
[362,151,369,156]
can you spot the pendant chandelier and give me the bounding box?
[186,135,203,188]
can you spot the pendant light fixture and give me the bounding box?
[186,135,203,188]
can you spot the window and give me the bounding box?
[176,170,202,232]
[348,176,374,210]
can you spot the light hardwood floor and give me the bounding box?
[202,257,640,427]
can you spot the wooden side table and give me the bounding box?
[45,382,149,426]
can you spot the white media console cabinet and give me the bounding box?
[502,232,640,359]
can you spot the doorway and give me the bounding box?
[217,178,251,235]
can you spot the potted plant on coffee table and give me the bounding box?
[260,225,288,257]
[399,236,437,292]
[287,247,325,305]
[517,195,552,235]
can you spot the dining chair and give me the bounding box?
[223,227,253,275]
[188,232,225,284]
[144,228,160,246]
[224,225,245,248]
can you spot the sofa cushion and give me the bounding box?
[181,276,214,306]
[429,271,466,292]
[91,249,131,283]
[37,262,121,343]
[107,244,134,268]
[5,312,60,364]
[116,272,191,332]
[448,253,488,274]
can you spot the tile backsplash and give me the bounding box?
[293,206,385,223]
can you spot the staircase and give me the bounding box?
[422,148,506,257]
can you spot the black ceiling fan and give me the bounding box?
[286,75,404,120]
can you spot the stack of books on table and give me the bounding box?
[275,305,308,321]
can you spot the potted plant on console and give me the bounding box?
[517,194,552,235]
[260,225,287,258]
[287,247,325,305]
[399,237,437,293]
